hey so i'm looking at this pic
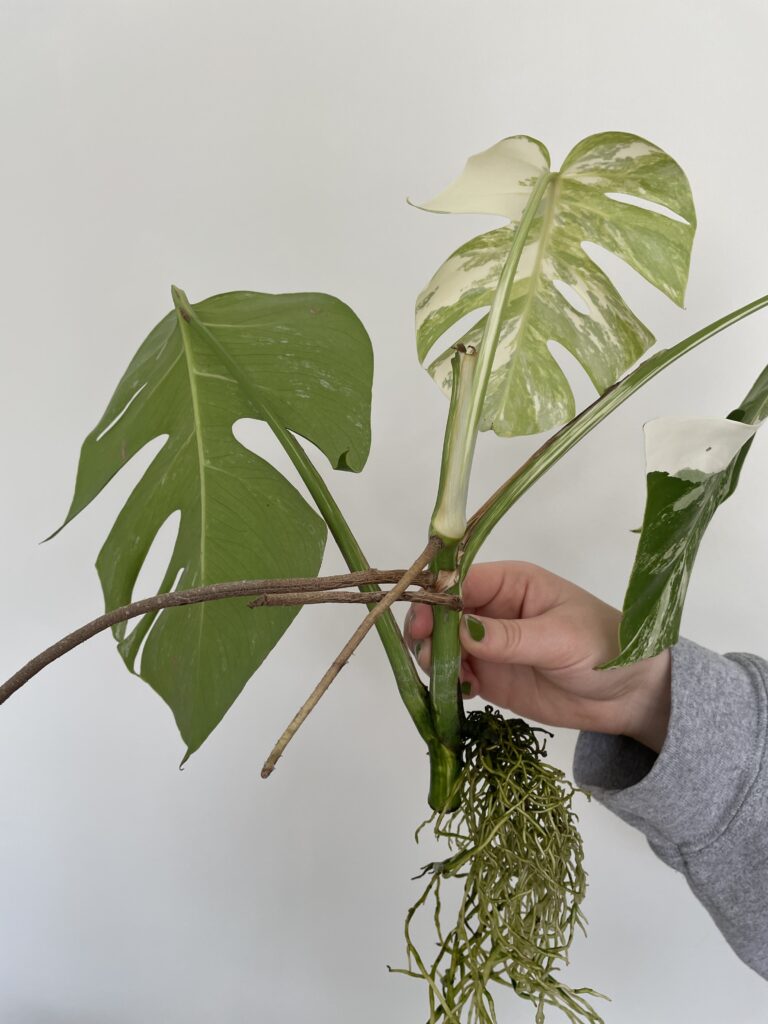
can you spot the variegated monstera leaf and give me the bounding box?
[413,133,696,436]
[53,290,373,757]
[605,363,768,667]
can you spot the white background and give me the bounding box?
[2,1,767,1021]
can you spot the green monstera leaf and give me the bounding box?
[605,363,768,667]
[53,289,373,756]
[413,132,696,436]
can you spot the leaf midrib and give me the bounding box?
[494,174,562,418]
[177,319,210,670]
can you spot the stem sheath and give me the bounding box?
[430,347,479,541]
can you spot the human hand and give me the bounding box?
[406,561,671,753]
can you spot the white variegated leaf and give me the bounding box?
[413,133,696,436]
[605,365,768,667]
[644,417,758,478]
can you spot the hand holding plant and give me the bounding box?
[405,560,672,753]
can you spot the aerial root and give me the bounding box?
[395,707,609,1024]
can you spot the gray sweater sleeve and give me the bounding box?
[572,636,768,980]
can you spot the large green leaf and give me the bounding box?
[413,132,696,436]
[605,364,768,667]
[53,289,373,755]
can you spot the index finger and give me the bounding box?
[461,561,566,619]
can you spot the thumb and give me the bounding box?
[459,612,559,668]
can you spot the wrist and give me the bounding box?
[622,648,672,753]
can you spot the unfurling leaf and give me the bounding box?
[605,363,768,667]
[52,290,373,756]
[413,133,696,436]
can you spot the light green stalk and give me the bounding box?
[430,348,479,541]
[425,350,476,809]
[461,294,768,572]
[426,177,553,809]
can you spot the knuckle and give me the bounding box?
[415,639,431,672]
[499,617,522,654]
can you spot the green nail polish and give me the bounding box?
[460,681,472,697]
[465,615,485,642]
[413,640,423,659]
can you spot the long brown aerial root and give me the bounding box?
[390,707,608,1024]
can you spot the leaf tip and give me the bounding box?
[170,285,192,321]
[406,194,440,214]
[39,514,71,545]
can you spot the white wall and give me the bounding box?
[1,1,767,1021]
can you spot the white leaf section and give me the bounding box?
[644,417,758,477]
[414,131,696,436]
[409,136,550,220]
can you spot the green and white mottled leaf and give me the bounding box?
[605,364,768,667]
[53,290,373,756]
[413,133,696,436]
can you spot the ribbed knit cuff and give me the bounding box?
[573,636,767,853]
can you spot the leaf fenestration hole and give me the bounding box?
[580,240,676,315]
[135,566,185,674]
[552,279,590,315]
[123,509,182,641]
[95,383,148,442]
[419,308,486,368]
[233,416,337,503]
[604,192,689,224]
[546,339,598,407]
[233,416,301,484]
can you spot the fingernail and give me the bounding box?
[413,640,423,660]
[460,681,472,697]
[464,615,485,642]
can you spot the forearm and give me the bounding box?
[574,637,768,980]
[622,647,672,753]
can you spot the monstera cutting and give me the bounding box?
[3,131,767,1024]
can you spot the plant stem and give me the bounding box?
[430,347,479,541]
[172,287,438,749]
[427,740,463,813]
[0,574,456,707]
[427,354,470,809]
[424,177,552,809]
[261,537,442,778]
[426,540,464,812]
[428,541,463,752]
[248,591,460,608]
[461,293,768,571]
[240,568,439,593]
